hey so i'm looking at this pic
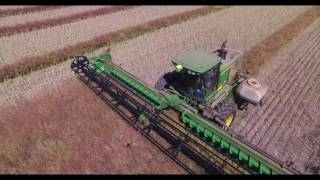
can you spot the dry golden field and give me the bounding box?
[0,5,319,174]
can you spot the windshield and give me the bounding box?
[174,65,219,99]
[180,71,201,94]
[203,65,219,93]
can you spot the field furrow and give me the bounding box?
[238,24,320,136]
[270,80,320,155]
[232,11,320,134]
[0,6,134,37]
[237,26,320,136]
[0,5,318,174]
[242,34,320,140]
[232,19,320,173]
[259,51,320,147]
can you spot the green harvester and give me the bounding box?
[71,42,294,175]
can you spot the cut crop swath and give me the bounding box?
[0,6,64,17]
[0,6,134,37]
[0,6,222,82]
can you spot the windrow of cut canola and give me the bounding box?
[0,6,222,109]
[103,6,311,88]
[0,6,316,174]
[0,6,205,67]
[0,6,311,106]
[240,6,320,74]
[0,6,223,81]
[0,6,64,17]
[0,6,133,37]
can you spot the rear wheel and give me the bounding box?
[155,76,167,90]
[225,113,234,127]
[155,71,176,90]
[216,101,237,129]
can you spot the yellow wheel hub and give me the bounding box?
[225,114,234,127]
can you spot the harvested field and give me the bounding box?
[0,5,219,173]
[0,6,311,107]
[0,6,221,81]
[241,6,320,74]
[0,6,204,66]
[0,6,133,37]
[231,19,320,174]
[0,5,319,174]
[0,6,63,17]
[106,6,311,87]
[0,6,108,27]
[0,75,187,174]
[0,6,32,10]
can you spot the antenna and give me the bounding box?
[221,40,228,49]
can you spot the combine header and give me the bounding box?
[71,43,296,175]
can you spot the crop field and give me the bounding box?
[0,6,133,36]
[0,77,187,174]
[0,6,205,66]
[231,19,320,174]
[0,6,111,28]
[0,5,220,81]
[0,6,63,17]
[0,5,319,174]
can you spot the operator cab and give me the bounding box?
[155,45,267,129]
[156,47,242,103]
[171,49,221,103]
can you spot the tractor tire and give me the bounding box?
[155,71,177,91]
[155,76,167,91]
[216,102,237,126]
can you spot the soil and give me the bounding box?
[0,78,187,174]
[231,19,320,174]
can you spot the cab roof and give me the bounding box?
[172,48,221,73]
